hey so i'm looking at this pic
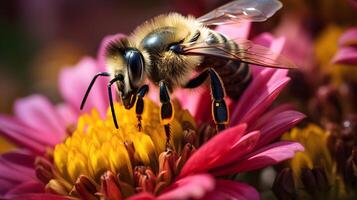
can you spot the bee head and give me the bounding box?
[105,38,146,109]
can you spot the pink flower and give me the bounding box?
[0,22,304,200]
[332,28,357,65]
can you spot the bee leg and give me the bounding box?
[184,68,228,132]
[135,85,149,131]
[159,81,174,150]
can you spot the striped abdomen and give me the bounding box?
[197,30,252,100]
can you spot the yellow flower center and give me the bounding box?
[46,99,196,198]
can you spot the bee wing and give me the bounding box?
[197,0,282,25]
[182,38,296,69]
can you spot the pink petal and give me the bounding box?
[211,131,260,169]
[338,28,357,47]
[230,68,290,126]
[179,124,247,178]
[59,57,109,117]
[4,193,70,200]
[250,33,286,76]
[5,181,44,196]
[55,103,77,126]
[332,46,357,65]
[0,157,36,187]
[97,33,127,69]
[0,115,50,153]
[158,174,215,200]
[127,192,156,200]
[1,149,35,168]
[202,180,259,200]
[215,22,251,39]
[248,104,295,130]
[213,141,304,176]
[252,111,305,148]
[14,95,65,142]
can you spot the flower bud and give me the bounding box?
[300,167,329,196]
[158,150,178,184]
[45,179,69,195]
[134,166,156,193]
[35,157,54,184]
[176,143,196,172]
[101,171,123,200]
[272,168,296,200]
[198,123,216,145]
[74,175,98,200]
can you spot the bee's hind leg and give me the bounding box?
[159,81,174,150]
[184,68,229,132]
[135,85,149,131]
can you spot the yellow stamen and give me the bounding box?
[52,98,195,190]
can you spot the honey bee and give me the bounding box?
[81,0,294,147]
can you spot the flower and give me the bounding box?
[276,123,357,199]
[332,28,357,66]
[0,22,304,199]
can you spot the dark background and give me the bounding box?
[0,0,356,113]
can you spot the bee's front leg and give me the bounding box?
[135,85,149,131]
[184,68,229,132]
[159,81,174,150]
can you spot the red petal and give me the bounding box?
[179,124,247,178]
[251,110,305,148]
[202,180,259,200]
[158,174,215,200]
[212,141,304,176]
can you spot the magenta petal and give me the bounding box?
[0,156,35,183]
[59,57,109,117]
[158,174,215,200]
[0,115,49,153]
[5,181,44,196]
[255,110,305,148]
[338,28,357,47]
[212,131,260,169]
[128,192,156,200]
[4,193,70,200]
[213,142,304,176]
[1,149,35,168]
[14,95,65,142]
[55,103,77,125]
[203,180,259,200]
[179,124,247,178]
[230,68,290,126]
[332,46,357,65]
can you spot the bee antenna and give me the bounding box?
[108,74,124,129]
[80,72,111,110]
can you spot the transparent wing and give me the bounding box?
[197,0,282,25]
[182,38,296,69]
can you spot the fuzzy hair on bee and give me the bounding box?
[105,13,212,91]
[81,0,290,138]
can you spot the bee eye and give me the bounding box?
[168,43,183,54]
[125,49,144,85]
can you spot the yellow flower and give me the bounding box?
[44,99,196,198]
[315,25,357,85]
[282,124,332,180]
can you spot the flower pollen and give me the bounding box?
[41,99,197,199]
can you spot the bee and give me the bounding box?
[80,0,294,147]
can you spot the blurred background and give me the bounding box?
[0,0,356,113]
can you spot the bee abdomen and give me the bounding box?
[199,30,252,100]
